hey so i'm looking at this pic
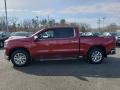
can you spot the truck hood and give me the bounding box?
[6,36,32,42]
[5,36,32,48]
[8,36,29,40]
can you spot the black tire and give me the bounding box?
[11,49,31,67]
[87,48,104,64]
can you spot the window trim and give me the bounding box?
[39,28,76,40]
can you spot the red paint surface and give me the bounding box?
[4,27,116,60]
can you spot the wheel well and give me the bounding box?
[88,45,107,57]
[9,48,31,60]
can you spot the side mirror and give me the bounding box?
[33,35,38,41]
[42,35,48,39]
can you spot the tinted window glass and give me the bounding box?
[38,28,74,39]
[39,30,54,39]
[54,28,74,38]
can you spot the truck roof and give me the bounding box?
[45,26,77,29]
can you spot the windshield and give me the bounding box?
[31,28,45,37]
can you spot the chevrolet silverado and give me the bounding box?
[4,27,116,67]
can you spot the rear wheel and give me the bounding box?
[11,49,31,67]
[87,48,105,64]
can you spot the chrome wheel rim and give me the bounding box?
[91,51,102,63]
[14,53,27,65]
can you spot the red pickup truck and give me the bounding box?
[4,27,116,67]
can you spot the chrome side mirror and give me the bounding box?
[34,35,38,41]
[42,35,48,39]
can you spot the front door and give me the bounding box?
[33,27,79,59]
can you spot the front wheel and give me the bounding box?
[11,50,31,67]
[87,48,105,64]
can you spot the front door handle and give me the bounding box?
[71,41,78,43]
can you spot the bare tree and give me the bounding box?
[40,19,47,26]
[30,16,41,31]
[0,16,6,31]
[49,19,55,26]
[78,23,91,32]
[107,23,117,32]
[22,19,32,32]
[8,17,18,32]
[60,19,66,24]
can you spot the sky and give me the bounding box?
[0,0,120,28]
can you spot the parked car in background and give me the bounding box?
[115,32,120,45]
[80,32,102,37]
[10,32,33,37]
[81,32,93,36]
[110,32,116,36]
[92,32,102,36]
[79,32,83,36]
[0,31,11,47]
[110,32,120,46]
[4,27,116,67]
[102,32,112,37]
[105,32,120,46]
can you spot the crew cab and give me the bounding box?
[4,27,116,67]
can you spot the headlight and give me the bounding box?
[4,40,8,47]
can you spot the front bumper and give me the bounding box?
[5,55,10,60]
[4,49,10,60]
[116,40,120,45]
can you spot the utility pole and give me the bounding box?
[102,17,106,31]
[48,16,50,26]
[97,18,101,32]
[4,0,8,32]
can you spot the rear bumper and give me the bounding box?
[116,41,120,45]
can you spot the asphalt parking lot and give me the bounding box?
[0,48,120,90]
